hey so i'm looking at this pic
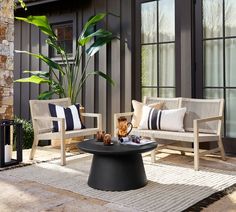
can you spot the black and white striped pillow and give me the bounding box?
[138,105,186,132]
[48,103,85,132]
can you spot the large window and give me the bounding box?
[140,0,175,98]
[202,0,236,138]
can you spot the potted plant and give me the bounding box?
[15,13,114,104]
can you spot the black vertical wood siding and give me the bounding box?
[14,0,133,133]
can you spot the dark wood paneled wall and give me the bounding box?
[14,0,133,134]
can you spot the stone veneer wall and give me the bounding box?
[0,0,14,119]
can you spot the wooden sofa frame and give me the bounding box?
[29,98,102,165]
[114,97,226,171]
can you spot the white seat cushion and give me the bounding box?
[131,128,219,142]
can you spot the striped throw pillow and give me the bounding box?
[48,103,85,132]
[138,105,186,132]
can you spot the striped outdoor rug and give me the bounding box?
[1,154,236,212]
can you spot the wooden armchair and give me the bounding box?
[29,98,102,165]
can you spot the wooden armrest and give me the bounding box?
[193,116,223,138]
[195,116,223,124]
[33,116,64,122]
[33,116,65,135]
[81,113,102,131]
[81,113,101,118]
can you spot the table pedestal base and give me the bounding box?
[88,153,147,191]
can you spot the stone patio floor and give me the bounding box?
[0,146,235,212]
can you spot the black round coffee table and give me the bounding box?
[78,139,157,191]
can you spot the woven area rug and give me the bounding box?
[1,154,236,212]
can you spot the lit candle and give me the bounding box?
[4,144,12,163]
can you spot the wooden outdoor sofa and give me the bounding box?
[29,98,102,165]
[114,97,226,171]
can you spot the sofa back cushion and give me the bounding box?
[131,100,164,128]
[181,98,224,133]
[144,97,181,110]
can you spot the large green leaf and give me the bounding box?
[86,36,113,56]
[84,13,106,32]
[15,75,50,84]
[78,13,106,46]
[15,50,64,74]
[89,71,115,86]
[15,16,56,38]
[79,29,112,46]
[38,91,55,100]
[23,70,50,77]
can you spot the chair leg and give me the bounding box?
[151,149,156,163]
[151,137,156,163]
[29,137,39,160]
[194,140,199,171]
[61,138,66,166]
[218,136,226,161]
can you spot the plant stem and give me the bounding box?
[73,56,91,104]
[72,52,83,102]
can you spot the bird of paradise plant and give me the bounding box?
[15,13,114,104]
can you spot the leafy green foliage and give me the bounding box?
[15,16,55,37]
[15,14,115,104]
[15,50,64,73]
[12,0,27,10]
[18,0,27,10]
[15,75,51,84]
[14,117,34,150]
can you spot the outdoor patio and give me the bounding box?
[1,0,236,211]
[0,146,235,212]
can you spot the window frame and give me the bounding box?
[48,13,76,62]
[195,0,236,147]
[50,21,74,58]
[134,0,180,101]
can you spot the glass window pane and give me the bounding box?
[141,45,157,86]
[141,1,157,44]
[225,0,236,37]
[159,0,175,42]
[65,41,73,54]
[159,43,175,86]
[65,26,73,40]
[203,40,223,87]
[203,0,223,38]
[52,23,73,57]
[204,89,223,99]
[226,39,236,86]
[142,88,157,99]
[226,89,236,137]
[56,27,65,40]
[159,88,175,97]
[57,41,63,48]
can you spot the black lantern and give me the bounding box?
[0,120,22,167]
